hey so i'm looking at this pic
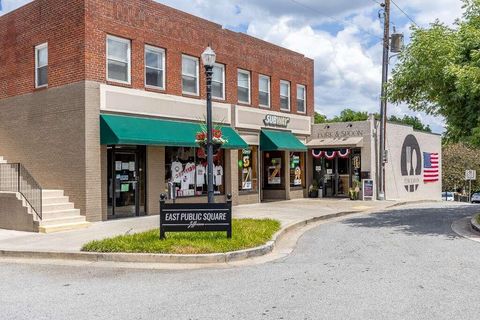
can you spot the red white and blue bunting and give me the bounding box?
[311,148,351,159]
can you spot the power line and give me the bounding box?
[287,0,383,40]
[390,0,419,27]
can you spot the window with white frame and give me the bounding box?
[145,45,165,89]
[107,35,131,84]
[259,75,270,108]
[280,80,291,111]
[182,55,199,95]
[35,43,48,88]
[237,69,250,104]
[212,63,225,100]
[297,84,306,113]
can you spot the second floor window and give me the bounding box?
[145,45,165,89]
[212,63,225,100]
[259,75,270,108]
[280,80,291,111]
[35,43,48,88]
[237,69,250,104]
[182,55,199,95]
[297,85,306,113]
[107,35,131,84]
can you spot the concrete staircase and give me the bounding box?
[0,156,90,233]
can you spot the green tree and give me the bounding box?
[443,143,480,192]
[328,108,370,122]
[389,0,480,145]
[314,112,327,124]
[388,115,432,132]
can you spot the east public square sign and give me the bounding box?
[159,194,232,239]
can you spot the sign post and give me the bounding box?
[465,170,476,202]
[159,194,232,239]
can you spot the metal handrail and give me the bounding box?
[0,163,42,220]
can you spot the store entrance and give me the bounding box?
[312,149,360,198]
[107,146,146,219]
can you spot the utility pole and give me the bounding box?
[378,0,390,200]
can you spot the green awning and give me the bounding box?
[260,129,307,152]
[100,114,248,149]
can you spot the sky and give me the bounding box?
[0,0,466,134]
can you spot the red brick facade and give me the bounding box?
[1,0,314,116]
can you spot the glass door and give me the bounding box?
[108,146,146,219]
[336,157,350,197]
[324,158,336,197]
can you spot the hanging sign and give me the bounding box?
[465,170,476,181]
[263,114,290,128]
[159,194,232,239]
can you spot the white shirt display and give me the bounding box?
[181,173,190,190]
[184,162,196,185]
[214,165,223,186]
[171,161,183,183]
[196,164,206,186]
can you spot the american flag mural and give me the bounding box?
[423,152,439,183]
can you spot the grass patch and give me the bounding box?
[476,214,480,225]
[81,219,281,254]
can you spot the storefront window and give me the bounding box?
[263,151,284,189]
[290,152,305,188]
[238,147,258,192]
[165,147,225,197]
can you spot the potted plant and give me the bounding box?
[349,179,361,200]
[309,180,319,198]
[195,123,228,154]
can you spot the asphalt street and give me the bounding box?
[1,202,479,320]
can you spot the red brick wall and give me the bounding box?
[1,0,314,116]
[85,0,314,116]
[0,0,86,99]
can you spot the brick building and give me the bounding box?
[0,0,314,231]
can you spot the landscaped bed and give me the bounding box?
[81,219,281,254]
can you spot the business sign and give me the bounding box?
[263,114,290,128]
[159,194,232,239]
[465,170,476,181]
[400,134,422,193]
[363,179,374,200]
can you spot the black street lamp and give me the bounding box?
[201,45,216,203]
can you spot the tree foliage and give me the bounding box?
[442,143,480,192]
[314,109,431,132]
[389,0,480,145]
[389,115,432,132]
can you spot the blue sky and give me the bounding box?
[1,0,466,134]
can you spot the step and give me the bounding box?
[41,208,81,220]
[42,196,70,205]
[38,222,91,234]
[42,202,75,212]
[39,215,87,227]
[42,190,64,198]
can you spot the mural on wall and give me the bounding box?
[400,134,422,192]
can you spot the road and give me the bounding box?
[1,203,479,320]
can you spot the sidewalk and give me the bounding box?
[0,198,397,253]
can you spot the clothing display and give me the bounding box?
[196,164,206,186]
[171,161,183,183]
[214,165,223,186]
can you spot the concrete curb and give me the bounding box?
[0,201,410,264]
[471,214,480,233]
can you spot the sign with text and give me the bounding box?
[465,170,476,181]
[363,179,374,200]
[263,114,290,128]
[159,194,232,239]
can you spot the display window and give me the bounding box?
[238,147,258,192]
[165,147,225,197]
[290,152,305,188]
[263,151,284,189]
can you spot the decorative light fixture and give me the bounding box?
[201,45,216,67]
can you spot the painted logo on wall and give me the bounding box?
[400,134,422,192]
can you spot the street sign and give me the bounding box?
[159,194,232,239]
[465,170,476,181]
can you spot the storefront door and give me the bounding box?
[313,153,352,198]
[107,146,146,218]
